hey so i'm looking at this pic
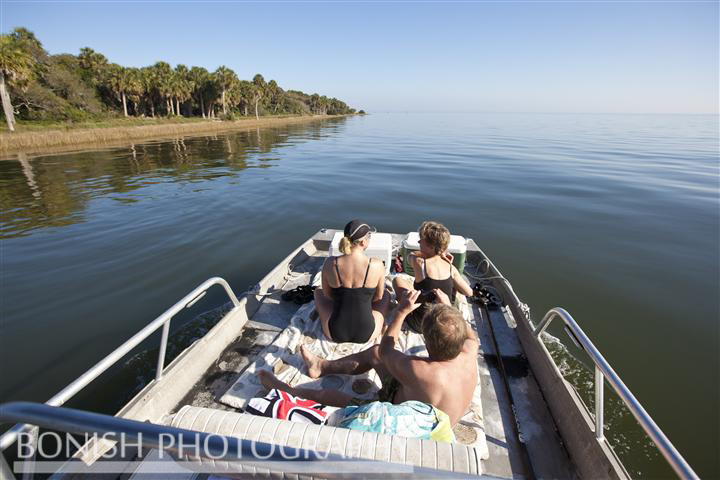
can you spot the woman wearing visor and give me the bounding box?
[314,220,390,343]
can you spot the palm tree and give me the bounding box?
[213,65,237,116]
[0,35,34,132]
[78,47,108,86]
[150,62,173,115]
[227,80,250,116]
[188,66,209,118]
[139,66,157,117]
[167,70,180,115]
[266,79,282,114]
[252,74,266,120]
[230,80,253,116]
[319,95,329,115]
[309,93,320,114]
[174,64,191,116]
[105,64,131,116]
[125,67,144,116]
[204,73,220,118]
[10,28,45,61]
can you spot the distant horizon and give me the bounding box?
[356,110,719,115]
[2,1,718,115]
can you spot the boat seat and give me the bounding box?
[165,405,483,477]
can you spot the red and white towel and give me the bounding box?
[246,388,328,425]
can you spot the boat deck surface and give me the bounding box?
[171,233,576,479]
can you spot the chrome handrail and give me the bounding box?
[534,307,698,480]
[0,401,336,462]
[0,402,485,479]
[0,277,241,452]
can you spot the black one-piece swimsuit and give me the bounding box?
[406,258,455,333]
[328,257,376,343]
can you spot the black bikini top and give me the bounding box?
[413,257,455,302]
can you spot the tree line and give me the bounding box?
[0,28,362,132]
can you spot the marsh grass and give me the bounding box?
[0,114,342,154]
[11,116,208,132]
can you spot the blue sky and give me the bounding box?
[1,1,717,113]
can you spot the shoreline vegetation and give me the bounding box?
[0,27,364,149]
[0,114,353,155]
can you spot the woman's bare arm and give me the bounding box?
[409,253,424,282]
[321,259,334,298]
[380,290,420,357]
[372,259,385,302]
[451,265,474,297]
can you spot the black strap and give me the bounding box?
[334,257,343,287]
[362,259,372,287]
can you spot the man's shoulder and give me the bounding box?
[413,358,466,389]
[414,356,456,377]
[403,355,434,375]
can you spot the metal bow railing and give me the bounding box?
[0,402,489,479]
[534,307,698,480]
[0,277,241,461]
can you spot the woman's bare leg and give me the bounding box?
[314,289,334,341]
[300,344,382,378]
[393,276,413,304]
[369,290,391,341]
[258,370,353,407]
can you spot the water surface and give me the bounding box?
[1,113,718,477]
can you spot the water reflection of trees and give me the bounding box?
[0,118,347,238]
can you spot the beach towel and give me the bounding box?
[246,388,328,425]
[338,400,456,443]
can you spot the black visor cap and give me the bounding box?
[344,220,376,241]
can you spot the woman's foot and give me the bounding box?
[258,369,291,392]
[299,345,325,379]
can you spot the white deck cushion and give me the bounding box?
[167,405,483,476]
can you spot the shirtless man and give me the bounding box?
[258,288,478,426]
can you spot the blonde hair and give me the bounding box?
[339,232,369,254]
[422,304,467,361]
[419,221,450,255]
[339,235,354,254]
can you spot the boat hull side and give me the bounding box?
[487,257,630,479]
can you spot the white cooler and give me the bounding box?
[329,231,393,275]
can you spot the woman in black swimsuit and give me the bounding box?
[314,220,390,343]
[393,221,474,333]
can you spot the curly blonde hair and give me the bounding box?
[419,221,450,255]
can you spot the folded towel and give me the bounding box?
[246,388,328,425]
[338,400,456,443]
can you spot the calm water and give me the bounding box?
[1,113,718,477]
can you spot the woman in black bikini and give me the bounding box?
[393,221,473,333]
[314,220,390,343]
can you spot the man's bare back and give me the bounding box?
[390,336,477,425]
